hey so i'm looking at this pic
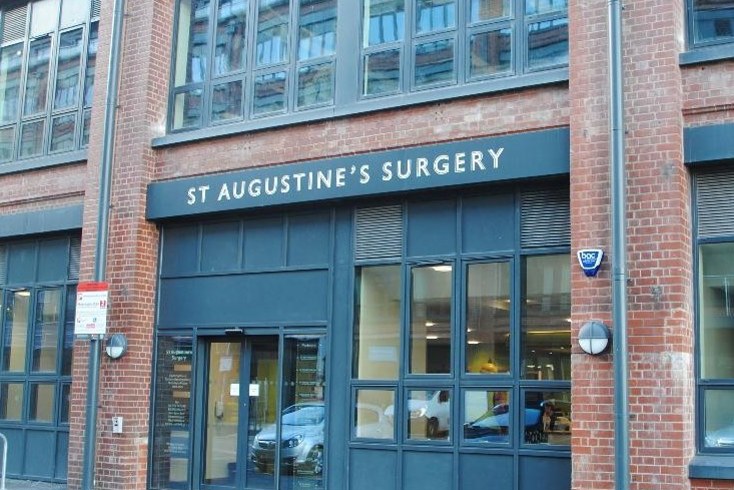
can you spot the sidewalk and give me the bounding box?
[3,480,66,490]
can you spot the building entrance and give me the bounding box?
[201,334,326,490]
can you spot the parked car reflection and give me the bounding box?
[464,400,571,445]
[706,423,734,448]
[250,402,324,475]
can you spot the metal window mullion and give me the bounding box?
[335,0,359,105]
[201,0,219,128]
[243,0,259,121]
[455,0,466,85]
[275,331,285,490]
[288,0,299,114]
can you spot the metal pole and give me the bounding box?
[609,1,630,490]
[81,0,125,488]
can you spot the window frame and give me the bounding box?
[160,0,568,141]
[686,0,734,49]
[0,0,98,169]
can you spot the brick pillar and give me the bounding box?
[570,1,694,489]
[68,0,174,488]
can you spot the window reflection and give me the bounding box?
[298,0,336,60]
[256,0,290,66]
[3,290,31,372]
[527,18,568,68]
[354,390,394,440]
[525,0,568,15]
[470,0,510,23]
[0,383,24,420]
[693,1,734,44]
[54,28,84,110]
[214,0,247,76]
[363,49,401,95]
[0,44,23,124]
[410,265,452,374]
[297,62,334,107]
[29,383,55,422]
[466,262,511,375]
[416,0,455,34]
[174,0,210,86]
[414,39,455,87]
[354,266,401,380]
[84,22,99,108]
[33,288,61,372]
[363,0,405,47]
[407,389,450,441]
[470,28,512,78]
[704,390,734,448]
[0,127,14,162]
[523,390,571,445]
[172,88,203,130]
[23,36,52,116]
[699,243,734,379]
[521,255,571,380]
[19,120,45,158]
[211,80,243,121]
[253,71,286,114]
[463,390,511,443]
[50,114,76,153]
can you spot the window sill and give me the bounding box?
[0,150,87,176]
[689,455,734,480]
[680,44,734,66]
[152,68,569,149]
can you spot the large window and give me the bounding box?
[698,242,734,450]
[689,0,734,47]
[0,0,98,164]
[168,0,568,133]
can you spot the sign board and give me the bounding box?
[74,282,109,336]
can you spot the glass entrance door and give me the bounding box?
[202,334,326,490]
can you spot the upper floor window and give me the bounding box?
[0,0,99,165]
[168,0,568,133]
[689,0,734,47]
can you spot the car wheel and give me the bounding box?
[308,445,324,475]
[426,417,439,438]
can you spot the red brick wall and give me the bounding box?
[570,1,697,489]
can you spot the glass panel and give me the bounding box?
[204,342,240,485]
[0,383,24,421]
[353,266,401,380]
[81,108,91,146]
[523,390,571,445]
[29,383,55,422]
[0,126,14,162]
[298,0,336,60]
[469,28,511,78]
[84,22,99,108]
[31,0,61,37]
[3,290,31,372]
[211,80,243,122]
[32,288,61,372]
[150,337,193,489]
[61,285,76,375]
[414,38,455,87]
[470,0,510,23]
[24,36,53,116]
[174,0,211,87]
[50,113,76,152]
[704,389,734,448]
[214,0,248,76]
[60,383,70,423]
[416,0,455,34]
[354,389,394,440]
[407,389,450,441]
[279,335,326,489]
[527,18,568,68]
[363,0,405,47]
[54,28,83,110]
[410,265,452,374]
[525,0,567,15]
[19,120,45,158]
[463,390,511,443]
[693,1,734,44]
[521,254,570,380]
[0,43,24,123]
[246,336,279,489]
[465,262,511,374]
[172,88,203,130]
[699,243,734,379]
[363,49,401,95]
[253,71,286,115]
[256,0,290,66]
[297,62,333,107]
[60,0,90,27]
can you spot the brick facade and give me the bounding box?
[1,0,732,488]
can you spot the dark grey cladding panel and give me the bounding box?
[147,127,570,220]
[0,205,83,238]
[158,269,329,327]
[685,123,734,165]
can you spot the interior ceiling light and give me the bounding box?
[426,335,439,340]
[431,265,452,272]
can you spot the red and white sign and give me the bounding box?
[74,282,109,336]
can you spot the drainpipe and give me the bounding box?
[609,1,630,490]
[81,0,125,488]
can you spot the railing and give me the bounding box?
[0,432,6,490]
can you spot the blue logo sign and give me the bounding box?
[577,249,604,277]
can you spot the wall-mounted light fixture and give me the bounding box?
[578,321,612,355]
[105,333,128,360]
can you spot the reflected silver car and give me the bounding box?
[250,403,324,475]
